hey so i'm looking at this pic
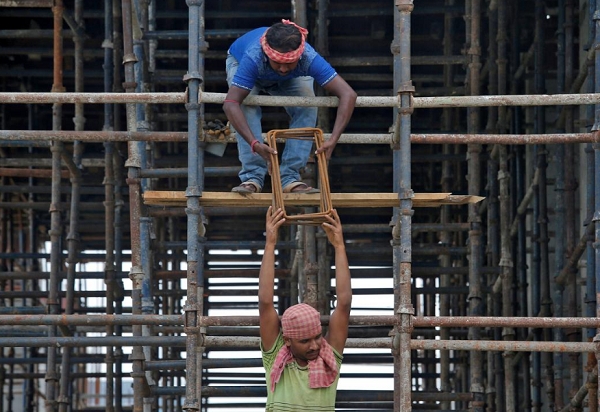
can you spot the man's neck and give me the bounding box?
[294,357,308,367]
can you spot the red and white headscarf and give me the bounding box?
[269,303,339,392]
[260,19,308,64]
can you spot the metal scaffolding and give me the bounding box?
[0,1,599,412]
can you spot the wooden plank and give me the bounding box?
[0,0,52,6]
[143,191,484,208]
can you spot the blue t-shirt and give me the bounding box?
[228,27,338,91]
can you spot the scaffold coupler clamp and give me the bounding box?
[199,326,207,347]
[593,128,600,148]
[128,345,146,364]
[395,0,414,12]
[183,71,203,86]
[397,305,414,334]
[392,81,415,149]
[593,210,600,250]
[182,72,203,116]
[390,304,414,355]
[183,302,201,336]
[594,331,600,344]
[128,265,144,288]
[185,185,203,200]
[390,189,415,239]
[121,54,139,92]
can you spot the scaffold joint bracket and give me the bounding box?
[397,81,415,94]
[186,102,201,112]
[396,82,415,115]
[398,188,414,201]
[183,399,200,412]
[128,266,144,285]
[183,303,200,329]
[397,304,414,315]
[395,0,414,12]
[122,53,138,65]
[183,71,203,83]
[185,186,202,198]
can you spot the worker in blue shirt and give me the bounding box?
[223,20,356,194]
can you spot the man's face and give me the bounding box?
[268,58,299,76]
[284,332,323,366]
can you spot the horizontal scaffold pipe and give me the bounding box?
[203,337,594,353]
[200,315,600,328]
[412,340,594,353]
[0,92,185,104]
[411,132,599,144]
[0,335,593,353]
[0,336,186,347]
[153,386,472,402]
[0,130,188,142]
[153,387,471,403]
[414,93,600,108]
[412,316,600,328]
[205,336,385,348]
[2,314,600,329]
[0,130,596,145]
[1,91,600,108]
[201,91,600,108]
[0,314,182,326]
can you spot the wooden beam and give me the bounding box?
[0,0,52,6]
[143,191,484,208]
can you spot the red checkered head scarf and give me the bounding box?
[260,19,308,64]
[281,302,321,338]
[269,303,339,392]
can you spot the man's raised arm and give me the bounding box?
[322,209,352,354]
[258,207,286,350]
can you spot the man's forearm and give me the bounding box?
[329,97,355,143]
[258,244,277,305]
[334,245,352,306]
[223,103,256,145]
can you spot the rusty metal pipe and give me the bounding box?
[9,335,557,353]
[4,91,600,108]
[3,313,600,329]
[2,129,600,145]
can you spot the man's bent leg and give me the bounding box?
[226,54,268,189]
[236,101,268,189]
[275,76,318,188]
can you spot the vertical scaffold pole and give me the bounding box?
[466,0,485,410]
[121,0,147,411]
[183,1,205,411]
[554,3,567,409]
[585,1,599,410]
[439,2,456,409]
[46,1,65,410]
[58,1,85,409]
[102,1,118,410]
[593,1,600,410]
[392,1,414,411]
